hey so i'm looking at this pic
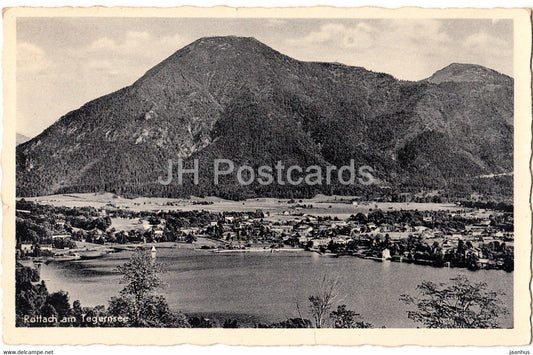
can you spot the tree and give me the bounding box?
[40,303,58,320]
[72,300,83,321]
[307,275,340,328]
[107,294,189,328]
[270,318,312,328]
[223,319,239,328]
[400,275,508,328]
[80,305,108,328]
[185,234,197,243]
[93,216,112,231]
[46,291,71,320]
[16,264,52,326]
[188,316,215,328]
[114,248,189,327]
[329,305,372,328]
[116,249,164,326]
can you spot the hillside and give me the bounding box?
[16,36,513,199]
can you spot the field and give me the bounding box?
[23,192,466,220]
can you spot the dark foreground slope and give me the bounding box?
[16,37,513,199]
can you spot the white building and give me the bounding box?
[20,243,33,252]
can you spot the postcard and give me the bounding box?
[2,6,531,346]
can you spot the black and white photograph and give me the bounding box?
[2,5,532,348]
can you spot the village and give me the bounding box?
[15,196,514,272]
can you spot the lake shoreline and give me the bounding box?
[38,239,513,273]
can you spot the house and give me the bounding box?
[480,236,494,244]
[317,224,332,232]
[181,228,199,235]
[20,243,33,252]
[382,248,392,260]
[332,221,348,228]
[380,224,394,232]
[332,237,347,245]
[40,244,53,252]
[477,258,493,269]
[295,225,313,236]
[271,225,293,234]
[91,229,104,236]
[337,234,351,241]
[52,234,71,239]
[298,236,312,244]
[387,232,410,241]
[471,231,483,238]
[312,238,330,247]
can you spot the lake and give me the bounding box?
[40,248,513,328]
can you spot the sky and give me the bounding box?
[16,17,513,138]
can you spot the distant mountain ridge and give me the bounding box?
[424,63,513,85]
[16,133,30,145]
[16,36,513,199]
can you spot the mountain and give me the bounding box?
[425,63,512,85]
[16,36,513,199]
[16,133,30,145]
